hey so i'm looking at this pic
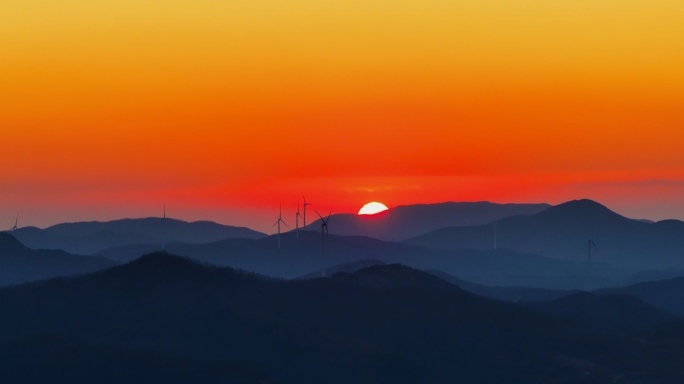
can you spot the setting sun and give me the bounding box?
[358,202,389,215]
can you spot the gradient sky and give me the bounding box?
[2,1,683,233]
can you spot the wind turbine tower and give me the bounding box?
[315,208,332,238]
[587,239,597,263]
[302,194,311,227]
[273,204,289,249]
[295,201,303,238]
[10,213,18,231]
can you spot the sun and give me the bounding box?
[358,202,389,215]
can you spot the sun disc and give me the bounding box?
[358,202,389,215]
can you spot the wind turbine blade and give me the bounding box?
[282,220,290,228]
[327,208,332,221]
[315,210,324,220]
[273,221,279,227]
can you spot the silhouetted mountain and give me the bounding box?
[0,233,117,286]
[0,334,269,384]
[426,269,573,302]
[621,268,684,286]
[596,277,684,315]
[330,263,457,290]
[12,218,265,255]
[2,253,682,383]
[303,201,549,241]
[297,259,386,279]
[405,199,684,268]
[527,292,675,333]
[97,231,634,289]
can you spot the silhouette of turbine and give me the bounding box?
[315,208,332,238]
[295,200,303,238]
[10,213,18,231]
[587,239,597,263]
[273,204,289,249]
[302,194,311,228]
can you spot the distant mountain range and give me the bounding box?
[0,232,116,286]
[97,230,637,290]
[425,269,574,302]
[302,201,550,240]
[2,252,684,383]
[296,258,684,325]
[11,218,266,255]
[405,199,684,268]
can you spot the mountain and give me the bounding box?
[2,252,682,383]
[526,292,675,333]
[596,277,684,315]
[405,199,684,268]
[426,269,574,302]
[12,218,266,255]
[97,231,635,289]
[296,259,386,279]
[302,201,550,241]
[300,263,574,302]
[0,232,117,286]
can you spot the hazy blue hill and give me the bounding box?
[12,218,266,255]
[297,259,386,279]
[426,269,574,302]
[621,268,684,286]
[330,263,458,290]
[1,253,673,383]
[405,199,684,268]
[596,277,684,315]
[97,231,633,289]
[0,232,117,286]
[527,292,675,333]
[302,201,550,241]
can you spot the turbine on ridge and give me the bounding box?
[273,204,289,249]
[302,194,311,228]
[315,208,332,238]
[295,200,303,238]
[10,213,18,231]
[587,239,597,263]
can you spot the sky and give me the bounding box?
[1,1,683,233]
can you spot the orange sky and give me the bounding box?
[1,1,683,232]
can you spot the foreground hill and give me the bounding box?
[97,231,634,289]
[596,277,684,316]
[2,253,682,383]
[302,201,549,241]
[0,233,117,286]
[12,218,265,255]
[405,199,684,268]
[526,292,675,333]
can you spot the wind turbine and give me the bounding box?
[587,239,597,264]
[315,208,332,238]
[295,200,303,238]
[10,213,18,231]
[302,194,311,227]
[273,204,289,249]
